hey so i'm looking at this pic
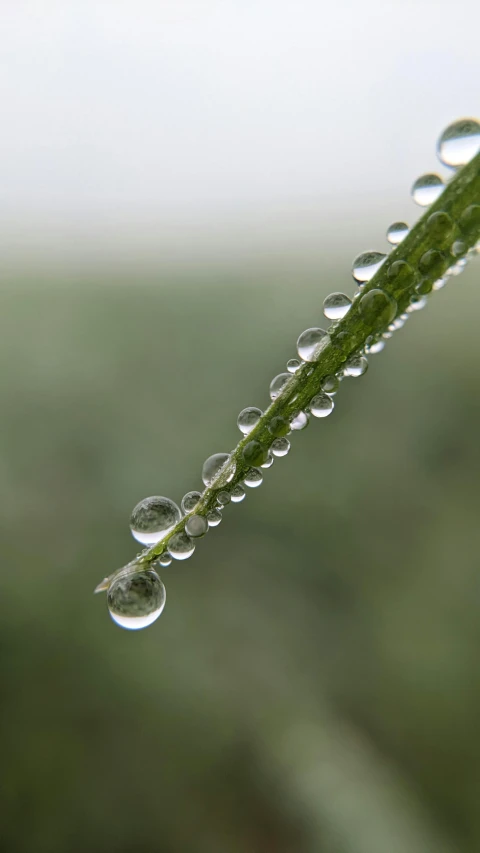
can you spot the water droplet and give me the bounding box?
[365,338,385,354]
[181,491,202,514]
[310,393,334,418]
[386,222,409,245]
[216,490,231,507]
[243,468,263,488]
[268,415,291,437]
[418,249,446,278]
[287,358,302,374]
[451,240,466,257]
[352,251,387,283]
[359,289,397,328]
[416,277,433,295]
[108,569,166,630]
[408,295,427,312]
[321,374,340,394]
[344,355,368,377]
[206,508,222,527]
[459,204,480,238]
[437,118,480,168]
[168,531,195,560]
[261,452,274,469]
[237,406,263,435]
[242,440,268,467]
[185,514,208,538]
[382,331,393,339]
[290,411,309,430]
[432,278,447,291]
[271,437,290,457]
[230,484,246,503]
[411,173,444,206]
[202,453,236,487]
[323,292,352,320]
[426,210,453,239]
[269,373,292,400]
[157,553,172,568]
[387,260,414,283]
[297,328,329,362]
[130,496,182,546]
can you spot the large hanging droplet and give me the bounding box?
[185,514,208,538]
[310,393,334,418]
[202,453,236,487]
[296,328,329,362]
[230,485,246,503]
[130,496,182,546]
[352,252,387,284]
[290,411,309,430]
[269,373,292,400]
[206,508,222,527]
[386,222,409,245]
[271,437,290,457]
[237,407,263,435]
[181,491,202,513]
[437,118,480,168]
[411,174,444,207]
[168,531,195,560]
[108,569,166,630]
[323,292,352,320]
[344,355,368,377]
[243,468,263,488]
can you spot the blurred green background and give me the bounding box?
[1,259,479,853]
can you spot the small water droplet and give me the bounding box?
[418,249,446,278]
[386,222,409,245]
[310,393,334,418]
[237,406,263,435]
[459,204,480,238]
[352,251,387,283]
[451,240,466,257]
[411,173,444,206]
[185,514,208,538]
[344,355,368,377]
[426,210,453,239]
[322,374,340,394]
[243,468,263,488]
[408,295,427,312]
[268,415,291,437]
[287,358,302,374]
[157,553,172,568]
[130,496,182,546]
[260,452,274,469]
[206,508,222,527]
[387,260,414,283]
[230,484,246,503]
[437,118,480,168]
[181,491,202,514]
[297,328,329,362]
[271,437,290,457]
[323,292,352,320]
[290,411,309,430]
[432,278,447,291]
[202,453,236,487]
[269,373,292,400]
[242,440,268,467]
[108,569,166,630]
[416,277,433,295]
[365,339,385,354]
[359,289,397,328]
[168,531,195,560]
[216,490,231,507]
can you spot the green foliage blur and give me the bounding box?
[1,262,479,853]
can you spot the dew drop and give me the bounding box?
[242,440,268,467]
[426,210,453,239]
[386,222,409,245]
[352,251,387,284]
[269,373,292,400]
[261,452,274,469]
[437,118,480,168]
[185,514,208,538]
[168,531,195,560]
[237,406,262,435]
[451,240,466,258]
[216,490,231,507]
[310,393,334,418]
[344,355,368,377]
[323,292,352,320]
[287,358,302,374]
[416,277,433,295]
[271,437,290,457]
[157,553,172,568]
[108,569,166,631]
[408,295,427,312]
[243,468,263,488]
[181,491,202,514]
[387,260,414,283]
[206,508,222,527]
[290,411,309,430]
[202,453,236,487]
[359,289,397,328]
[418,249,446,278]
[268,416,291,437]
[230,484,246,503]
[130,496,182,546]
[365,338,385,354]
[411,173,444,207]
[297,328,329,362]
[321,374,340,394]
[459,204,480,238]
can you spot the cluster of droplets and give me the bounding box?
[101,118,480,631]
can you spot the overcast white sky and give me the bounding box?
[1,0,479,268]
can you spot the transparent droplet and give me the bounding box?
[271,437,290,457]
[365,338,385,354]
[290,411,309,430]
[416,277,433,295]
[206,508,222,527]
[451,240,466,258]
[242,440,268,467]
[230,484,246,503]
[321,374,340,395]
[408,295,427,312]
[459,204,480,238]
[287,358,302,374]
[344,355,368,377]
[386,222,409,245]
[108,569,166,631]
[181,491,202,514]
[437,118,480,168]
[323,292,352,320]
[268,416,291,437]
[168,531,195,560]
[185,514,208,538]
[243,468,264,488]
[426,210,453,239]
[352,251,387,283]
[432,277,447,291]
[411,173,444,207]
[157,552,172,568]
[269,373,292,400]
[237,406,263,435]
[216,490,231,507]
[359,289,397,328]
[261,452,274,469]
[202,453,236,487]
[418,249,445,278]
[130,496,182,546]
[387,260,414,284]
[310,393,334,418]
[297,327,329,362]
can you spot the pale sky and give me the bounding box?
[1,0,479,268]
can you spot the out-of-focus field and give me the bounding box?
[1,262,480,853]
